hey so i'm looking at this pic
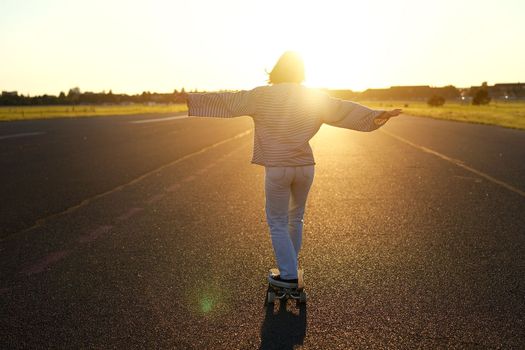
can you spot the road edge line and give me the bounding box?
[0,132,46,140]
[380,129,525,198]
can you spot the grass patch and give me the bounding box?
[0,104,188,122]
[360,100,525,130]
[2,100,524,130]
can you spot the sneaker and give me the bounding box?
[268,274,298,288]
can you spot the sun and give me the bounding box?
[263,1,384,91]
[269,44,377,92]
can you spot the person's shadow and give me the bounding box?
[259,295,307,350]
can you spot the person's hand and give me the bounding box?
[373,109,402,125]
[384,109,402,118]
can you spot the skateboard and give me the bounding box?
[266,268,307,304]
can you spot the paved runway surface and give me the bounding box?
[1,113,524,348]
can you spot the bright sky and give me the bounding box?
[1,0,524,95]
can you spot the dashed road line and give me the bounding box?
[4,129,252,240]
[145,193,166,205]
[381,129,525,198]
[77,225,113,244]
[182,175,196,183]
[166,183,181,192]
[0,131,46,140]
[130,115,188,124]
[116,207,144,221]
[13,136,250,276]
[21,250,71,275]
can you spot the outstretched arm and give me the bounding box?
[321,94,401,132]
[187,90,254,118]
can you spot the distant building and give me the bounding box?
[360,85,460,100]
[494,83,524,89]
[2,91,18,97]
[492,83,524,99]
[360,83,524,101]
[468,83,525,100]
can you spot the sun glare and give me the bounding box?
[3,0,523,94]
[261,0,386,91]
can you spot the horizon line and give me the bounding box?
[3,81,524,97]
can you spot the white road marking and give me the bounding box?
[0,131,46,140]
[7,129,252,237]
[145,193,165,205]
[116,207,144,221]
[381,129,525,198]
[130,115,188,124]
[77,225,113,244]
[20,249,71,275]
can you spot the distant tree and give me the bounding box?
[67,87,81,104]
[57,91,66,105]
[68,87,81,96]
[472,90,491,105]
[427,95,445,106]
[472,82,490,105]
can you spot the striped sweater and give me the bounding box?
[188,83,387,167]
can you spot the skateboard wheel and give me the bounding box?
[298,291,307,303]
[267,291,276,304]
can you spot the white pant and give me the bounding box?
[264,165,315,279]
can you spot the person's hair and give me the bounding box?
[268,51,305,85]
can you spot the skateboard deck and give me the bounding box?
[267,268,306,304]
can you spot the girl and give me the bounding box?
[187,52,401,287]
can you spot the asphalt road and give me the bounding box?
[1,113,524,349]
